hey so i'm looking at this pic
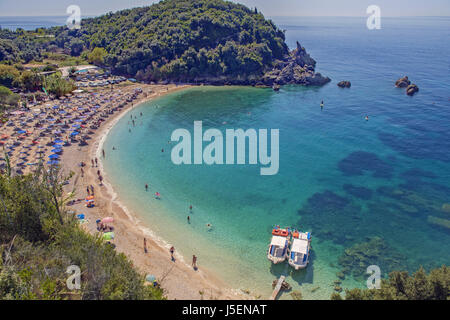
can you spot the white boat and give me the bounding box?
[288,231,311,270]
[267,227,290,264]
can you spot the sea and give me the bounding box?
[7,15,450,299]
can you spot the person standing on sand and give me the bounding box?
[192,255,197,269]
[81,167,84,178]
[91,159,94,167]
[95,158,98,167]
[102,149,105,158]
[90,185,94,196]
[144,238,148,254]
[170,246,175,261]
[86,186,90,196]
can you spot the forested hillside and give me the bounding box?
[0,0,330,86]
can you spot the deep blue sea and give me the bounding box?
[0,16,68,30]
[13,15,449,298]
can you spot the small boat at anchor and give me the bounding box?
[288,230,311,270]
[267,226,290,264]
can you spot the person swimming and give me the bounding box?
[365,115,369,121]
[320,100,324,109]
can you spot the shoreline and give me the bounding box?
[62,84,249,300]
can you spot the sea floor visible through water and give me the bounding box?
[102,16,450,299]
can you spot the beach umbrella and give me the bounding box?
[101,217,114,224]
[70,131,79,136]
[51,148,62,153]
[54,139,63,143]
[102,232,115,240]
[76,214,85,220]
[47,160,59,165]
[145,275,156,283]
[48,154,59,159]
[17,130,26,134]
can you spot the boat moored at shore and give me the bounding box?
[288,231,311,270]
[267,226,290,264]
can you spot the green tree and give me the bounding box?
[0,65,20,88]
[336,266,449,300]
[88,47,107,65]
[0,85,20,110]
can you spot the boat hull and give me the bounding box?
[268,254,287,264]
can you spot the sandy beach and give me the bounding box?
[58,83,248,300]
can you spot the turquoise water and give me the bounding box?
[103,17,450,299]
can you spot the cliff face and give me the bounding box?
[197,41,331,87]
[262,41,331,86]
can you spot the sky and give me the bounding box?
[0,0,449,17]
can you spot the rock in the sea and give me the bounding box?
[337,81,351,88]
[427,216,450,230]
[406,84,419,96]
[263,41,331,87]
[395,76,411,88]
[442,203,450,213]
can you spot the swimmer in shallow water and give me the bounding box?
[365,115,369,121]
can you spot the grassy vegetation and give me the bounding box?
[331,266,449,300]
[41,52,89,67]
[0,163,165,300]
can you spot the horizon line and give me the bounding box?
[0,14,450,18]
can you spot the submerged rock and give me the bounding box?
[338,237,406,279]
[427,216,450,230]
[338,151,393,178]
[406,84,419,96]
[337,81,351,88]
[442,204,450,214]
[343,184,373,200]
[395,76,411,88]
